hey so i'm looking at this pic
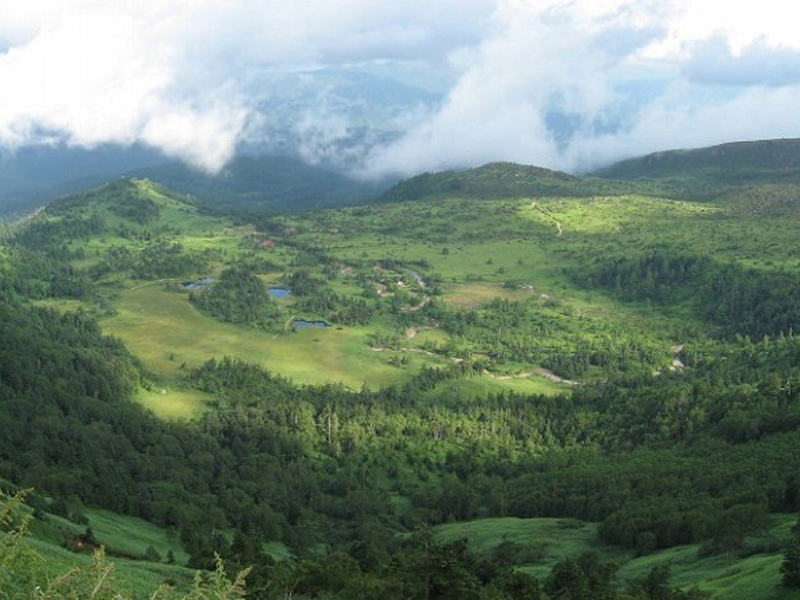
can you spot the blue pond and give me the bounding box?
[183,276,217,290]
[268,287,291,299]
[293,319,329,329]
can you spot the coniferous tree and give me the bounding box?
[782,518,800,588]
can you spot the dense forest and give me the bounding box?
[2,285,800,597]
[1,293,726,599]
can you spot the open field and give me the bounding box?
[104,285,426,389]
[35,180,792,413]
[24,537,196,596]
[134,387,210,419]
[442,282,537,309]
[426,372,567,399]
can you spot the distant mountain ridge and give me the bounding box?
[0,150,384,219]
[595,137,800,182]
[127,155,383,214]
[0,144,166,218]
[7,136,800,219]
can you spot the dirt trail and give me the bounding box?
[408,270,427,289]
[402,296,431,312]
[481,367,578,385]
[535,368,578,385]
[669,344,685,371]
[528,201,563,236]
[484,369,535,381]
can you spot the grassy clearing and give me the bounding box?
[25,536,196,596]
[103,286,425,390]
[30,508,189,564]
[427,373,566,399]
[435,516,792,598]
[619,546,785,600]
[32,298,92,312]
[83,508,189,563]
[520,195,716,236]
[25,504,194,596]
[442,282,536,309]
[134,387,210,419]
[435,517,620,580]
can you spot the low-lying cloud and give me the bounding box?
[2,0,800,177]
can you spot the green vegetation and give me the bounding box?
[190,267,281,328]
[5,144,800,598]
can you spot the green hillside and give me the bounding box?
[4,154,800,598]
[594,138,800,212]
[378,161,642,203]
[596,138,800,181]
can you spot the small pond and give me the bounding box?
[268,287,291,299]
[293,319,329,329]
[183,276,217,290]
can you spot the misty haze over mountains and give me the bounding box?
[5,0,800,196]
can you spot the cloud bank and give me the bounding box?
[2,0,800,176]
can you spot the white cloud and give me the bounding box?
[568,83,800,171]
[363,0,800,177]
[0,1,243,172]
[363,0,664,177]
[0,0,497,172]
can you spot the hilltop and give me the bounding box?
[0,144,166,219]
[378,161,641,203]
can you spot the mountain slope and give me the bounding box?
[596,137,800,183]
[0,144,167,218]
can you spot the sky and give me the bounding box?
[1,0,800,178]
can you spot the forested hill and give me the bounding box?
[595,137,800,183]
[377,161,641,203]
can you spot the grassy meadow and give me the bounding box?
[435,515,796,599]
[23,503,195,596]
[104,285,425,405]
[71,180,787,414]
